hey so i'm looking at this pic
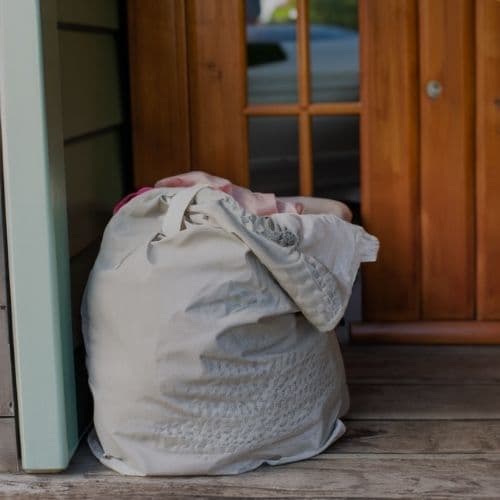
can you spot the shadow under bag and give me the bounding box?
[82,185,379,475]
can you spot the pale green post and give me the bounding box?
[0,0,79,470]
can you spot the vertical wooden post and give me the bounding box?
[359,0,420,321]
[419,0,475,319]
[297,0,313,196]
[128,0,191,186]
[476,0,500,320]
[186,0,248,186]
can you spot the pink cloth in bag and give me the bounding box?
[113,171,301,216]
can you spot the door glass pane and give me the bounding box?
[309,0,359,102]
[246,0,298,104]
[248,116,299,195]
[312,115,360,218]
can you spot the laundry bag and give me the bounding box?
[82,184,379,475]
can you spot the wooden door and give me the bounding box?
[127,0,500,343]
[351,0,500,343]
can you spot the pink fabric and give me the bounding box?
[113,187,153,214]
[113,171,301,216]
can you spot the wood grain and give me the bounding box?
[350,321,500,344]
[244,102,361,116]
[308,102,361,115]
[332,419,500,454]
[359,0,420,321]
[476,0,500,320]
[127,0,190,187]
[0,419,18,472]
[348,383,500,420]
[2,448,500,498]
[419,0,475,319]
[297,0,310,107]
[186,0,248,187]
[343,344,500,383]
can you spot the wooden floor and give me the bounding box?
[3,345,500,499]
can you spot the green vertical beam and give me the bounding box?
[0,0,78,470]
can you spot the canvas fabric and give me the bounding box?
[82,185,379,476]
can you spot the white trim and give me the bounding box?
[0,0,78,471]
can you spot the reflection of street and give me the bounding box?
[247,24,359,103]
[247,22,360,204]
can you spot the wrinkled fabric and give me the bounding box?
[114,171,300,216]
[83,185,379,476]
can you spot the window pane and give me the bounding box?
[246,0,298,104]
[248,116,300,196]
[309,0,359,102]
[313,115,359,217]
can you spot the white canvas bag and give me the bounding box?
[82,185,378,475]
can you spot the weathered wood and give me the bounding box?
[348,384,500,420]
[59,30,123,140]
[2,448,500,498]
[476,0,500,320]
[0,158,14,417]
[359,0,420,321]
[65,130,123,257]
[0,309,13,417]
[57,0,119,30]
[0,419,18,472]
[186,0,248,187]
[342,345,500,383]
[331,420,500,454]
[419,0,475,319]
[127,0,191,187]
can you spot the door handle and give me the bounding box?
[426,80,443,99]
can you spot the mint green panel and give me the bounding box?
[0,0,79,471]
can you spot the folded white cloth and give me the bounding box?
[82,185,378,475]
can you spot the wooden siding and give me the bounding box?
[57,0,127,436]
[65,130,123,257]
[57,0,119,30]
[59,31,123,140]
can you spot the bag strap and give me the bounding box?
[161,184,210,237]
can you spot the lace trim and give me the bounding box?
[222,197,298,248]
[304,255,343,319]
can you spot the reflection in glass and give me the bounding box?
[312,115,360,218]
[246,0,298,104]
[309,0,359,102]
[248,116,299,196]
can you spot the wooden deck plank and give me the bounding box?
[348,384,500,420]
[342,345,500,383]
[331,420,500,454]
[2,450,500,498]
